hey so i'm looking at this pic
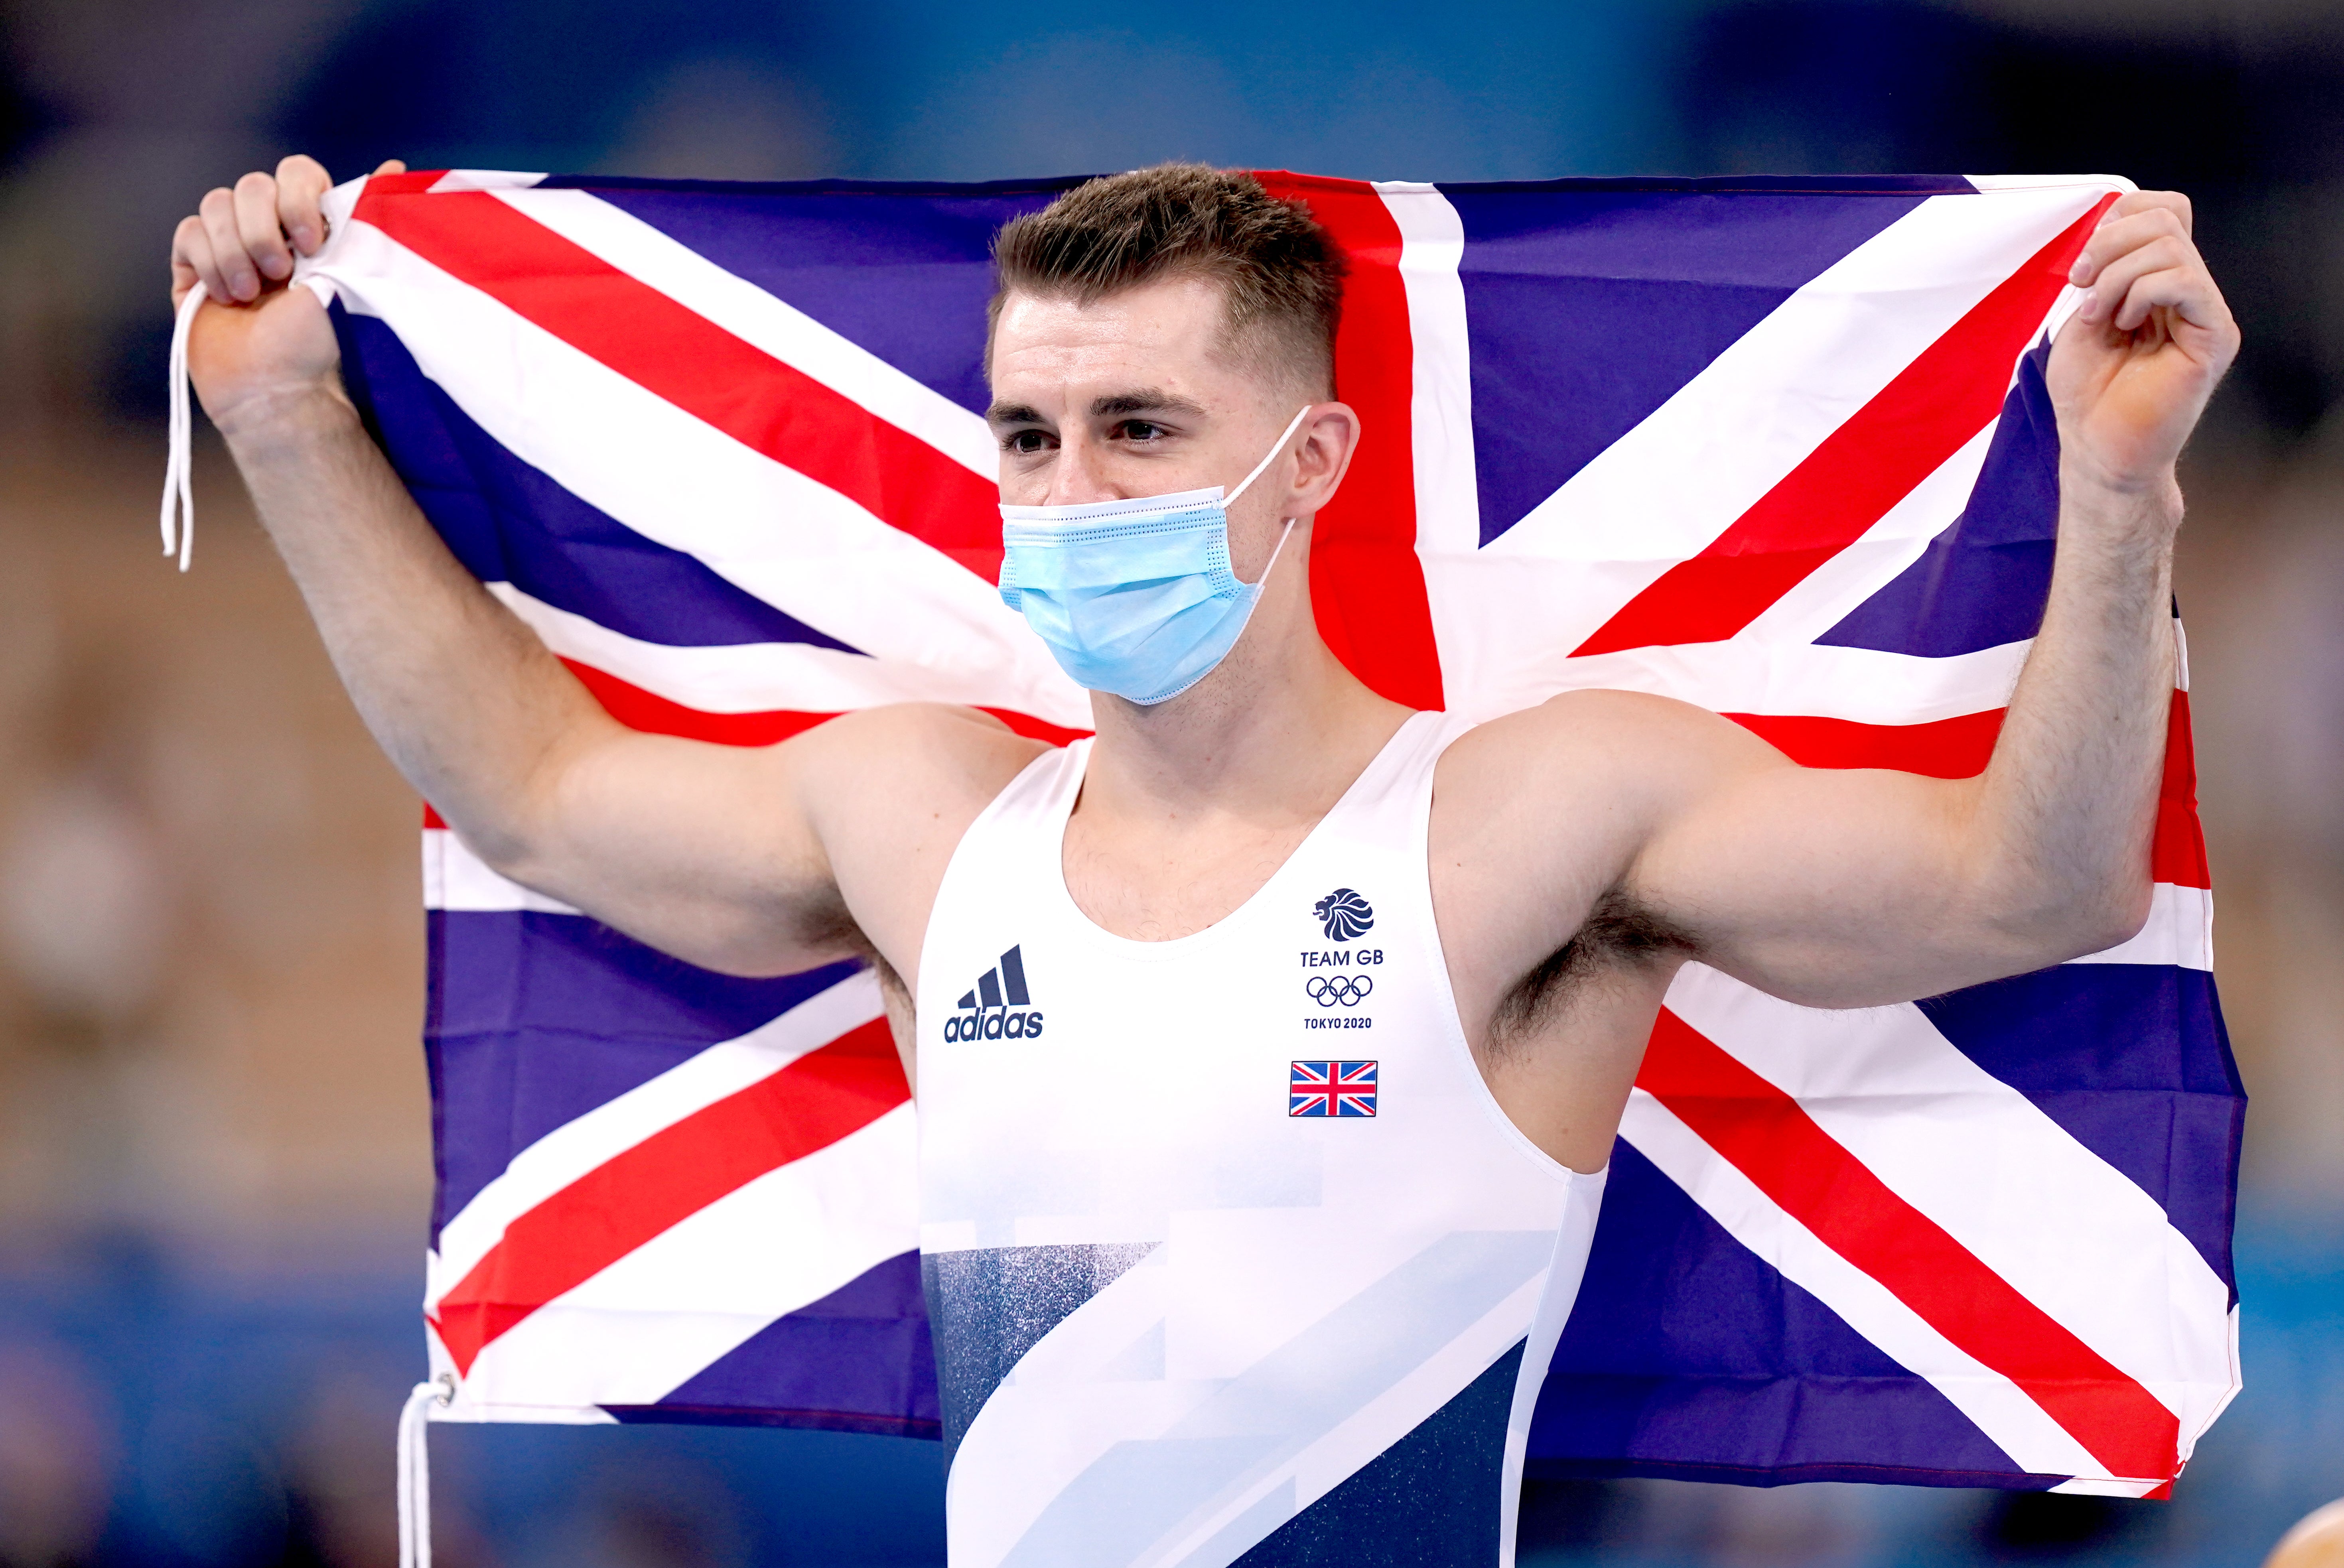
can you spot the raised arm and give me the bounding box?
[1623,191,2234,1004]
[1441,191,2237,1026]
[172,158,1034,980]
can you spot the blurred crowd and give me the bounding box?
[1,1,2340,1564]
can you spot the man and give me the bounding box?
[173,158,2235,1565]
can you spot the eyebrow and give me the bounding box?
[983,390,1209,427]
[1092,389,1206,420]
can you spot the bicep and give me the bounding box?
[1627,738,2026,1008]
[493,721,845,977]
[483,703,1037,980]
[1460,693,2054,1018]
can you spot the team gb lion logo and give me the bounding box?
[1313,887,1376,944]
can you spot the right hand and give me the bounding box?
[169,154,406,436]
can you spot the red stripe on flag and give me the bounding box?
[1577,197,2117,656]
[562,659,834,746]
[558,658,1090,749]
[422,666,1087,833]
[463,675,2185,881]
[1730,691,2206,887]
[359,171,448,199]
[1638,1009,2180,1482]
[979,708,1094,747]
[2155,690,2209,889]
[351,183,1005,581]
[430,1016,906,1374]
[1254,173,1445,711]
[1727,708,2005,778]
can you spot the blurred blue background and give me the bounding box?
[1,2,2340,1564]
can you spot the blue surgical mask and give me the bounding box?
[998,406,1312,705]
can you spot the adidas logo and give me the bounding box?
[945,946,1045,1042]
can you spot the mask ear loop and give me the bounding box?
[1228,408,1322,591]
[1224,405,1313,589]
[1244,517,1298,589]
[1223,405,1315,508]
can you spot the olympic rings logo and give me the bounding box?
[1307,974,1374,1008]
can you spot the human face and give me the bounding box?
[986,276,1335,579]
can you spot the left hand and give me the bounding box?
[2047,190,2240,495]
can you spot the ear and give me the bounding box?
[1284,402,1361,518]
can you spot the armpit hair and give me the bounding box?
[794,885,909,1009]
[1486,887,1698,1056]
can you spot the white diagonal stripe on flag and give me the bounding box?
[311,219,1086,724]
[1663,965,2233,1442]
[425,169,550,194]
[1731,421,2001,646]
[1451,185,2111,687]
[1485,636,2030,727]
[1618,1088,2113,1479]
[491,186,996,479]
[446,1104,916,1414]
[1487,185,2100,567]
[427,965,885,1304]
[484,583,1064,716]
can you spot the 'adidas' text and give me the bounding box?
[946,945,1045,1043]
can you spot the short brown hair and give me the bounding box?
[988,163,1345,397]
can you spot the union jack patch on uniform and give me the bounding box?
[1290,1060,1378,1117]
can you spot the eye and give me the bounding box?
[1002,429,1053,455]
[1116,420,1167,444]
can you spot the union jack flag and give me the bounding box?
[1291,1060,1380,1118]
[288,167,2241,1495]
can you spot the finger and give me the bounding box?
[2105,189,2192,237]
[172,214,224,306]
[373,158,408,176]
[2070,207,2191,287]
[2080,235,2192,325]
[2113,265,2227,336]
[276,154,334,254]
[198,186,260,302]
[2078,235,2196,323]
[235,171,294,282]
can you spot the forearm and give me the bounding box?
[222,387,609,862]
[1968,465,2180,948]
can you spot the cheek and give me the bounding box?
[997,457,1055,506]
[1227,510,1296,585]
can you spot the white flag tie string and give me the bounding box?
[397,1374,453,1568]
[160,281,206,572]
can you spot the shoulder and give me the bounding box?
[781,704,1062,974]
[1438,689,1786,806]
[779,704,1058,853]
[792,703,1054,791]
[1461,687,1734,746]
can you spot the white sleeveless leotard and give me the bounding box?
[916,711,1606,1568]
